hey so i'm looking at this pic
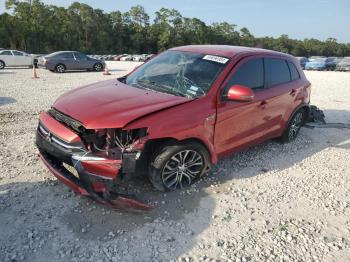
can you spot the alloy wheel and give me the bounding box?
[161,150,204,190]
[288,111,303,141]
[56,64,65,73]
[94,63,102,71]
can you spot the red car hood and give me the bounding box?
[53,79,191,129]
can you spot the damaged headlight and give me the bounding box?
[115,128,148,149]
[82,128,149,153]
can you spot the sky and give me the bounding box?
[1,0,349,43]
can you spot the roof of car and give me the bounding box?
[170,45,291,59]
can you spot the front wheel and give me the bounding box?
[148,142,211,191]
[0,60,5,69]
[278,109,305,143]
[93,63,103,71]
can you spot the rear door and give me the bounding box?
[262,57,298,137]
[58,52,75,70]
[12,51,32,66]
[214,56,271,156]
[0,50,14,66]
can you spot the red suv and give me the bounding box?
[36,45,311,210]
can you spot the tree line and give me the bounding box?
[1,0,349,57]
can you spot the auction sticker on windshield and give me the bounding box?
[203,55,229,64]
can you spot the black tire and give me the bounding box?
[278,108,305,143]
[0,60,5,69]
[55,64,66,73]
[93,63,103,72]
[149,141,211,191]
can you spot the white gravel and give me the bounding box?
[0,63,350,261]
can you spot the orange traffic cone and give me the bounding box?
[32,66,39,79]
[103,66,111,75]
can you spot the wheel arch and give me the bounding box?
[135,136,215,176]
[283,103,310,134]
[0,59,6,67]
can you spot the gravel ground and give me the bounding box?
[0,63,350,262]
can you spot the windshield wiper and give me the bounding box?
[137,79,187,97]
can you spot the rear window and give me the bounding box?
[266,58,291,86]
[227,58,264,89]
[0,51,12,55]
[288,61,300,81]
[57,53,74,59]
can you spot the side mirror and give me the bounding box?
[225,84,254,102]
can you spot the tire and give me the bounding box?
[55,64,66,73]
[0,60,5,69]
[148,141,211,191]
[93,63,103,72]
[278,108,305,143]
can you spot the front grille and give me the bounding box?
[38,123,83,151]
[48,108,85,133]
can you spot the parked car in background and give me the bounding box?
[305,58,328,70]
[36,45,311,210]
[296,57,309,69]
[145,54,156,62]
[0,49,36,69]
[113,54,128,61]
[308,56,326,62]
[120,55,133,61]
[325,57,343,70]
[133,54,148,62]
[335,58,350,71]
[38,51,105,73]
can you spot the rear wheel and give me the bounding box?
[0,60,5,69]
[149,141,210,191]
[55,64,66,73]
[279,108,305,143]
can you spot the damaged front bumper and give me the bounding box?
[36,112,152,212]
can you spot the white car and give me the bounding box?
[0,50,34,69]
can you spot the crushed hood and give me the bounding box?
[53,79,191,129]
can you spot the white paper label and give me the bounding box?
[203,55,229,64]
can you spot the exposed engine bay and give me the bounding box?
[38,108,152,211]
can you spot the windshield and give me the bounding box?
[125,51,229,98]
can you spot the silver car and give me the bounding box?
[0,50,35,69]
[38,51,105,73]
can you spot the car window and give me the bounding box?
[227,58,264,90]
[0,50,12,56]
[58,53,74,59]
[266,58,291,86]
[287,61,300,81]
[12,51,24,56]
[74,52,87,60]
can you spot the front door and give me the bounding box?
[214,56,271,156]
